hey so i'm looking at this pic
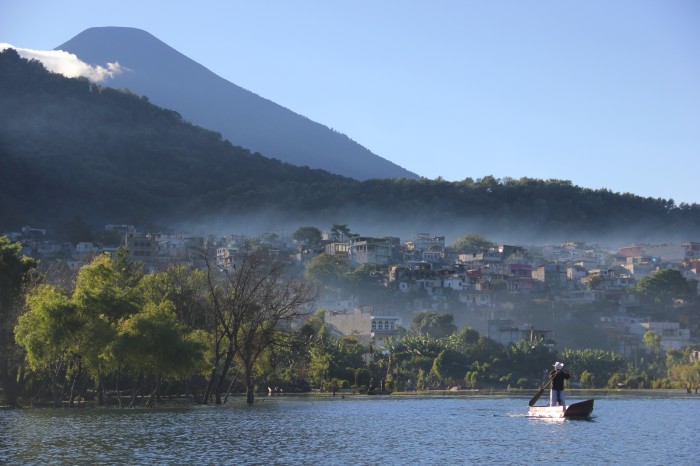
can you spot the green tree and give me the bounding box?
[499,338,555,388]
[17,251,150,407]
[665,348,685,371]
[385,333,450,389]
[430,350,446,387]
[346,264,390,302]
[429,348,469,387]
[447,327,480,352]
[579,370,595,388]
[299,311,367,390]
[563,348,626,388]
[308,325,333,388]
[255,329,311,392]
[643,330,663,360]
[416,368,427,390]
[140,265,207,328]
[111,301,205,407]
[15,285,80,407]
[304,253,352,289]
[635,269,696,307]
[298,309,327,340]
[18,252,214,408]
[0,236,38,407]
[71,251,144,404]
[410,312,457,338]
[669,362,700,393]
[464,371,478,389]
[292,226,323,247]
[334,336,365,382]
[452,233,496,253]
[73,250,143,323]
[330,224,354,242]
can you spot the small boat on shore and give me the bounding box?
[529,399,594,419]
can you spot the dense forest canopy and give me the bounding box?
[2,48,699,244]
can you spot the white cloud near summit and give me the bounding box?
[0,43,124,82]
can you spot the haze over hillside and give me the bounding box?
[55,27,418,181]
[2,48,700,247]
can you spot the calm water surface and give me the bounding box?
[1,395,697,465]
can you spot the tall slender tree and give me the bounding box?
[0,236,37,407]
[71,251,143,405]
[15,285,80,407]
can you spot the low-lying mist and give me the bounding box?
[176,205,698,249]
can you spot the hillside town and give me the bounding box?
[4,224,699,360]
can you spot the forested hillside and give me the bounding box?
[0,48,356,230]
[1,48,699,242]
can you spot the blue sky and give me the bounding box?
[3,1,699,204]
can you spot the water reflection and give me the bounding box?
[1,396,698,465]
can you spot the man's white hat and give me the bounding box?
[554,362,564,370]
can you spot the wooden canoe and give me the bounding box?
[529,399,594,419]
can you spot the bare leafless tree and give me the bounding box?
[201,249,316,404]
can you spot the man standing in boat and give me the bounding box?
[549,361,570,407]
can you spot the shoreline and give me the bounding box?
[327,388,697,398]
[2,388,696,410]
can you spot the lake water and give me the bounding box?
[1,394,697,465]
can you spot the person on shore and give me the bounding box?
[549,361,570,407]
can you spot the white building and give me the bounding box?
[630,321,692,351]
[324,305,400,348]
[487,319,550,346]
[75,242,97,258]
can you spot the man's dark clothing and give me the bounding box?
[549,370,570,390]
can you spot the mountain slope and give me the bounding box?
[56,27,418,181]
[0,48,359,230]
[2,49,699,243]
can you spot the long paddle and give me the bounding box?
[528,355,574,407]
